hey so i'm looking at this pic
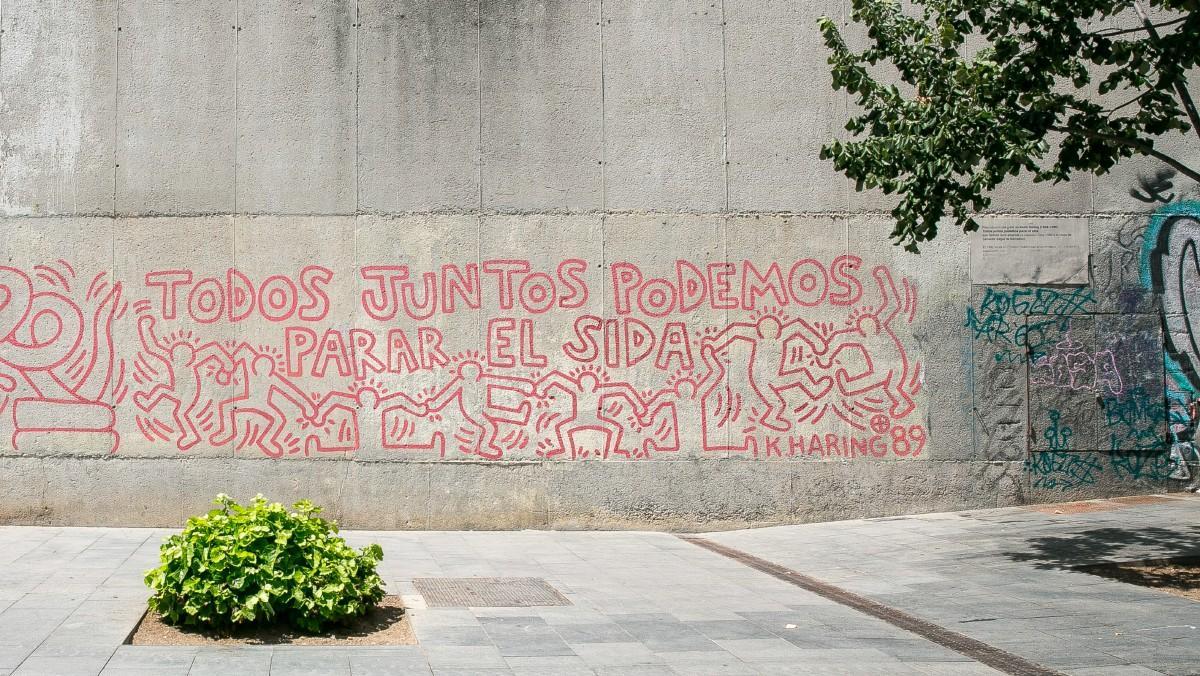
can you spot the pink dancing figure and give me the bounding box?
[422,360,535,460]
[210,353,317,457]
[702,314,829,432]
[535,370,647,459]
[639,344,720,456]
[817,266,916,419]
[312,383,428,453]
[133,314,233,450]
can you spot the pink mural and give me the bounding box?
[0,257,925,461]
[0,262,125,452]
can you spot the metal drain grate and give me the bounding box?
[412,577,571,608]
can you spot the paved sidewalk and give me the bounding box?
[707,494,1200,676]
[0,495,1194,675]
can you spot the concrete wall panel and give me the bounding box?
[116,0,236,214]
[602,0,725,210]
[725,0,850,212]
[479,0,603,210]
[849,215,972,463]
[0,455,1034,529]
[0,1,115,215]
[358,0,481,211]
[236,0,357,213]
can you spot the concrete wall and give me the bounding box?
[0,0,1197,529]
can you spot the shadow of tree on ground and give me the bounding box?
[1001,526,1200,570]
[1080,558,1200,598]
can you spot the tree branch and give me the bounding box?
[1133,0,1200,141]
[1104,89,1154,116]
[1051,125,1200,183]
[1090,15,1187,37]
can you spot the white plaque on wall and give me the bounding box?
[969,217,1089,285]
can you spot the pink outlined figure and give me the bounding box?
[210,353,317,458]
[638,345,720,456]
[701,313,831,432]
[133,313,234,450]
[817,266,917,422]
[421,360,535,460]
[311,381,428,455]
[533,368,648,460]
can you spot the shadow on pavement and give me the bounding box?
[1001,526,1200,569]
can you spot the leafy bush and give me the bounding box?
[145,494,385,633]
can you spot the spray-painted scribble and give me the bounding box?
[965,287,1095,365]
[1026,451,1104,490]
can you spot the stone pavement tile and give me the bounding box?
[787,647,910,663]
[0,647,37,672]
[610,620,721,654]
[587,600,668,615]
[752,662,925,675]
[0,607,74,635]
[775,631,868,650]
[101,664,192,676]
[733,609,831,631]
[1065,667,1168,676]
[682,619,775,641]
[551,623,635,644]
[504,655,594,675]
[605,613,676,624]
[851,637,973,662]
[430,670,513,676]
[591,667,674,676]
[1102,643,1200,664]
[11,655,109,676]
[31,634,122,658]
[349,648,433,676]
[422,645,509,670]
[473,607,551,619]
[415,624,494,646]
[100,646,196,671]
[187,647,272,676]
[568,642,663,667]
[713,637,817,662]
[534,607,613,626]
[410,608,482,628]
[479,617,575,658]
[6,592,90,610]
[269,648,351,676]
[664,608,750,622]
[664,662,758,676]
[652,649,759,674]
[908,663,1004,675]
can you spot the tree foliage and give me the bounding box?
[819,0,1200,251]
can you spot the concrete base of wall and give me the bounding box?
[0,457,1176,530]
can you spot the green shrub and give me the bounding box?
[145,494,385,633]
